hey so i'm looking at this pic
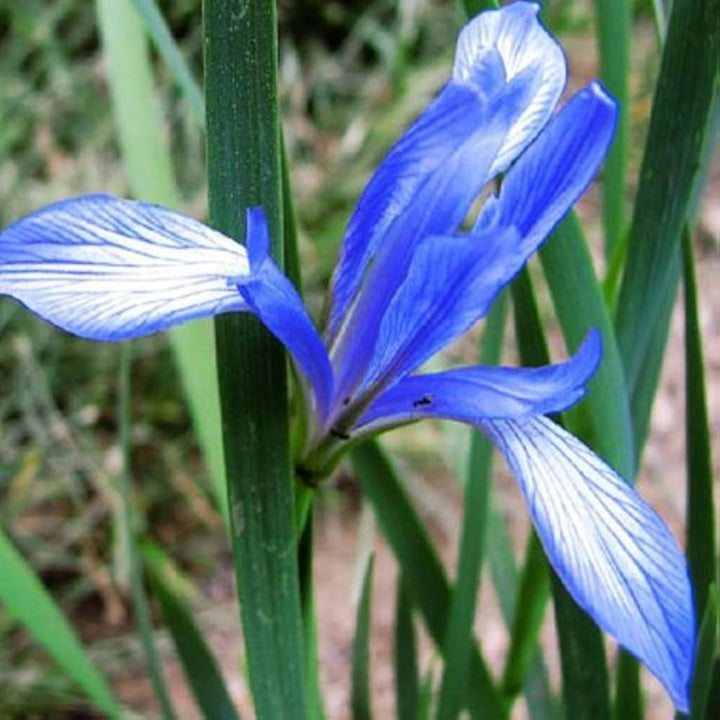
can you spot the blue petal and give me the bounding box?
[475,81,617,247]
[238,209,334,422]
[356,330,600,432]
[481,415,694,712]
[453,1,566,176]
[0,195,249,341]
[327,1,566,343]
[356,227,521,394]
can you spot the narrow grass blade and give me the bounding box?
[129,0,205,127]
[352,556,375,720]
[512,270,611,720]
[615,0,720,433]
[117,345,176,720]
[593,0,630,259]
[458,0,498,20]
[204,2,308,719]
[395,577,419,720]
[435,293,506,720]
[0,526,120,716]
[299,514,325,720]
[143,546,240,720]
[541,213,635,479]
[691,585,720,720]
[96,0,227,520]
[501,532,550,706]
[487,501,556,720]
[683,229,716,618]
[352,440,506,720]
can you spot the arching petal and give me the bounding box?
[453,1,566,175]
[476,81,617,249]
[238,209,334,422]
[356,330,600,432]
[327,0,567,342]
[481,415,694,712]
[0,195,249,341]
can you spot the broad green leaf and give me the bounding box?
[204,2,308,719]
[0,526,120,716]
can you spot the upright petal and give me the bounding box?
[327,0,567,342]
[453,1,566,176]
[481,415,694,712]
[476,81,617,249]
[237,209,334,422]
[356,330,600,433]
[0,195,249,341]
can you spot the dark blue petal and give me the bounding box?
[0,195,249,341]
[356,83,616,392]
[481,416,694,712]
[354,227,521,394]
[326,1,566,343]
[475,81,617,248]
[238,209,334,422]
[356,330,600,432]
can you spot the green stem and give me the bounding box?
[204,1,308,718]
[118,345,176,720]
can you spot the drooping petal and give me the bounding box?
[0,195,249,341]
[356,330,600,433]
[326,0,567,342]
[480,415,694,712]
[453,1,566,176]
[237,209,334,422]
[476,81,617,248]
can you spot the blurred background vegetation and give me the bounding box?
[1,0,712,717]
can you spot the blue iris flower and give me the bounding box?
[0,2,694,710]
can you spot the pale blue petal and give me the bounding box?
[356,330,600,432]
[481,416,694,712]
[453,1,566,176]
[238,209,334,422]
[0,195,249,341]
[327,1,566,343]
[475,81,617,248]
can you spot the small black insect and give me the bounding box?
[413,394,433,408]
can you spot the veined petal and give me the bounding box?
[356,330,600,432]
[481,415,694,712]
[454,1,566,176]
[476,81,617,249]
[238,209,334,422]
[327,1,566,342]
[0,195,249,341]
[357,227,522,394]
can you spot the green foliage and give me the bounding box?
[1,0,717,718]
